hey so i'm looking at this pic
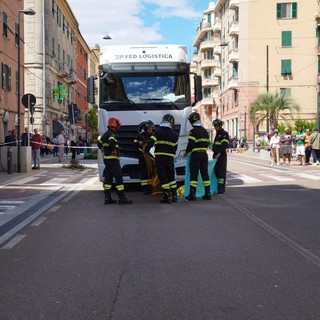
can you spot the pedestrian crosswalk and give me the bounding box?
[227,170,320,185]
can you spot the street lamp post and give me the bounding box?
[17,8,36,172]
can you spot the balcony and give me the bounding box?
[202,76,219,87]
[202,92,220,105]
[200,59,219,69]
[200,40,215,51]
[193,22,213,46]
[57,63,69,78]
[227,77,239,90]
[213,19,221,34]
[213,45,222,55]
[213,67,222,77]
[228,48,239,63]
[228,21,239,36]
[229,0,239,10]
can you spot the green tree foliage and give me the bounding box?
[87,108,98,141]
[249,91,300,131]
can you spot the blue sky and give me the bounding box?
[67,0,213,56]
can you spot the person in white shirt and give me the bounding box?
[269,129,281,165]
[57,129,65,163]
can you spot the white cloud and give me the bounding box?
[66,0,202,47]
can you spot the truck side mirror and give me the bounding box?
[193,75,202,106]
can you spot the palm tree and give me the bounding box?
[249,91,300,131]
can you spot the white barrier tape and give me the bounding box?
[0,140,99,149]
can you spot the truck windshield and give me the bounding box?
[99,72,190,111]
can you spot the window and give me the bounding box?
[277,2,297,19]
[15,22,19,46]
[203,87,211,98]
[280,88,291,97]
[207,13,211,25]
[282,31,292,47]
[1,63,12,91]
[2,12,8,38]
[204,69,211,79]
[281,59,292,75]
[52,37,55,57]
[58,44,60,61]
[52,0,56,15]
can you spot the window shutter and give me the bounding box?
[276,3,282,19]
[281,59,292,75]
[292,3,297,18]
[8,67,11,91]
[282,31,292,47]
[318,59,320,74]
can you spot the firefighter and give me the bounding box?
[185,112,211,201]
[133,120,155,194]
[98,117,132,205]
[212,118,229,194]
[145,114,178,203]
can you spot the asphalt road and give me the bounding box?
[0,156,320,320]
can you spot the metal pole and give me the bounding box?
[266,45,269,133]
[244,111,247,141]
[17,12,21,173]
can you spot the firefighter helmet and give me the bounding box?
[145,120,155,129]
[108,117,121,130]
[212,118,223,127]
[162,114,175,127]
[188,112,201,125]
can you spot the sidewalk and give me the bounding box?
[0,154,96,187]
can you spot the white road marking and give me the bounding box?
[228,174,261,183]
[41,178,69,185]
[31,217,47,226]
[8,177,39,185]
[294,173,320,181]
[48,205,60,212]
[1,235,26,250]
[0,201,24,204]
[259,174,295,181]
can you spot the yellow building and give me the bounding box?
[193,0,320,141]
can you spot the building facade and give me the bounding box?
[24,0,99,140]
[193,0,320,142]
[0,0,31,144]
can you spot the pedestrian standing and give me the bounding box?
[295,127,306,165]
[70,136,77,160]
[270,129,281,165]
[21,127,30,146]
[57,129,65,163]
[309,128,320,165]
[133,120,155,194]
[304,128,312,165]
[146,114,178,203]
[212,118,229,194]
[280,128,292,165]
[30,128,42,169]
[184,112,211,201]
[98,117,132,205]
[6,129,17,146]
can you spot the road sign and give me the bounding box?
[22,93,36,115]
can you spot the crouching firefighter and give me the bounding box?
[133,120,155,194]
[185,112,211,201]
[212,118,229,194]
[98,117,133,205]
[145,114,178,203]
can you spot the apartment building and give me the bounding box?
[0,0,31,143]
[24,0,99,139]
[193,0,320,141]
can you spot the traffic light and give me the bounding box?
[87,76,95,104]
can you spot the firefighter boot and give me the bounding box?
[171,188,178,203]
[117,190,133,205]
[160,190,172,204]
[217,184,225,194]
[202,186,212,200]
[185,187,196,201]
[104,190,117,205]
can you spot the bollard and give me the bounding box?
[7,147,13,174]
